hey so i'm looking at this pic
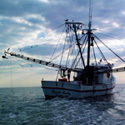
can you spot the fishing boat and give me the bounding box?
[2,2,125,99]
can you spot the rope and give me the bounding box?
[95,32,122,41]
[71,34,87,68]
[9,58,15,113]
[69,35,76,68]
[94,34,125,63]
[94,39,110,66]
[50,25,66,61]
[0,60,9,74]
[49,41,76,62]
[17,24,65,53]
[13,56,57,71]
[65,26,76,67]
[65,31,72,67]
[56,27,68,79]
[74,36,88,68]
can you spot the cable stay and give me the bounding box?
[50,25,66,61]
[93,34,125,63]
[95,32,123,41]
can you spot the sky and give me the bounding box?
[0,0,125,87]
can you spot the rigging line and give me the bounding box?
[82,23,88,27]
[0,61,11,80]
[0,57,10,65]
[9,58,15,113]
[47,23,65,35]
[66,29,72,67]
[69,36,75,68]
[50,25,66,61]
[56,29,69,80]
[71,34,87,68]
[18,44,39,52]
[73,45,79,68]
[74,37,88,68]
[71,43,77,68]
[0,60,8,70]
[96,32,123,41]
[92,44,97,66]
[42,66,57,71]
[59,30,67,66]
[57,23,65,29]
[74,35,88,68]
[74,25,86,69]
[49,41,76,62]
[66,27,75,67]
[0,59,10,74]
[94,34,125,63]
[18,24,65,52]
[67,24,75,32]
[70,31,77,62]
[13,55,57,71]
[68,26,87,67]
[36,64,58,71]
[93,39,110,66]
[50,23,65,33]
[0,60,7,65]
[69,35,76,67]
[11,54,55,71]
[10,58,13,88]
[11,56,34,67]
[80,33,87,41]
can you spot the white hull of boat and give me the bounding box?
[41,81,115,99]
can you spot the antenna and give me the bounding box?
[89,0,93,30]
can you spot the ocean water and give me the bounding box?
[0,84,125,125]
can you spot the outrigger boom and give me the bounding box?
[3,48,125,73]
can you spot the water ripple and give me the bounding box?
[0,85,125,124]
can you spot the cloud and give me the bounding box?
[0,0,125,87]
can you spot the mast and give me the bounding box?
[73,23,86,69]
[65,21,86,69]
[87,22,91,67]
[87,0,92,67]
